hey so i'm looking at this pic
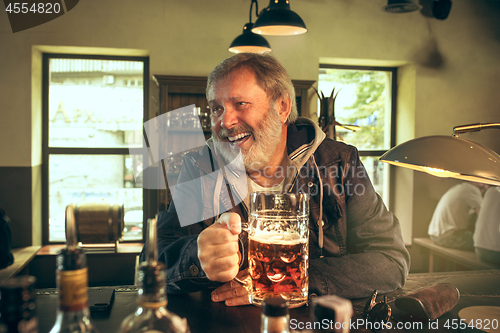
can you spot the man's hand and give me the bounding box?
[197,212,241,282]
[211,269,251,306]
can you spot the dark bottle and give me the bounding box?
[0,276,38,333]
[261,298,290,333]
[311,295,353,333]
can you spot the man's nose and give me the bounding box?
[220,106,238,129]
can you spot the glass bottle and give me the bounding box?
[181,106,200,129]
[193,107,201,129]
[169,111,182,129]
[117,218,189,333]
[198,107,206,131]
[49,206,100,333]
[201,106,211,131]
[166,152,176,174]
[261,298,290,333]
[311,295,353,333]
[0,276,38,333]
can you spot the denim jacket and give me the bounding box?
[142,118,410,299]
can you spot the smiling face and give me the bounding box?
[208,67,289,172]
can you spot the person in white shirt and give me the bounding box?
[428,182,488,249]
[473,186,500,264]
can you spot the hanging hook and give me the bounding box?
[249,0,259,23]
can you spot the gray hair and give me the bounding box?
[207,53,297,124]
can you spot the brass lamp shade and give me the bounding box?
[380,135,500,186]
[252,0,307,36]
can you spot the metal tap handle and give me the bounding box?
[65,205,77,250]
[146,218,158,264]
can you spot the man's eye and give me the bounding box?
[211,107,223,116]
[236,102,248,107]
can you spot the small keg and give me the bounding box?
[69,202,124,244]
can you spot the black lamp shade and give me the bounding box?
[382,0,422,13]
[252,0,307,36]
[432,0,452,20]
[229,23,272,54]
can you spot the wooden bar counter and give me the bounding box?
[35,270,500,333]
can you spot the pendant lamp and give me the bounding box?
[229,0,272,53]
[382,0,422,13]
[229,23,272,54]
[252,0,307,36]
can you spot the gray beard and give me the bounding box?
[212,105,283,172]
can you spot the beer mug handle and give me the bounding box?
[233,269,252,291]
[241,221,249,232]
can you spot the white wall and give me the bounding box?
[0,0,499,248]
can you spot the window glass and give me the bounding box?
[48,59,144,148]
[45,57,146,243]
[318,68,392,150]
[48,154,143,242]
[360,156,390,204]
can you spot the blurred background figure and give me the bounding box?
[428,182,489,250]
[0,205,14,269]
[473,186,500,264]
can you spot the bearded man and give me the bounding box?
[142,53,410,306]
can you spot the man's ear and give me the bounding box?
[276,96,292,124]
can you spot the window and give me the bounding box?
[43,54,149,243]
[318,65,396,205]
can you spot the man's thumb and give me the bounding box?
[218,213,241,235]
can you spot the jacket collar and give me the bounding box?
[287,117,326,170]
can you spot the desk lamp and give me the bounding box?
[381,123,500,330]
[379,123,500,186]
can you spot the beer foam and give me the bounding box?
[249,232,305,245]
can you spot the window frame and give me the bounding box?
[42,53,149,244]
[319,64,397,206]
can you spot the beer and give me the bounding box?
[248,230,309,308]
[248,192,309,308]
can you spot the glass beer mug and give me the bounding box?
[247,192,309,308]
